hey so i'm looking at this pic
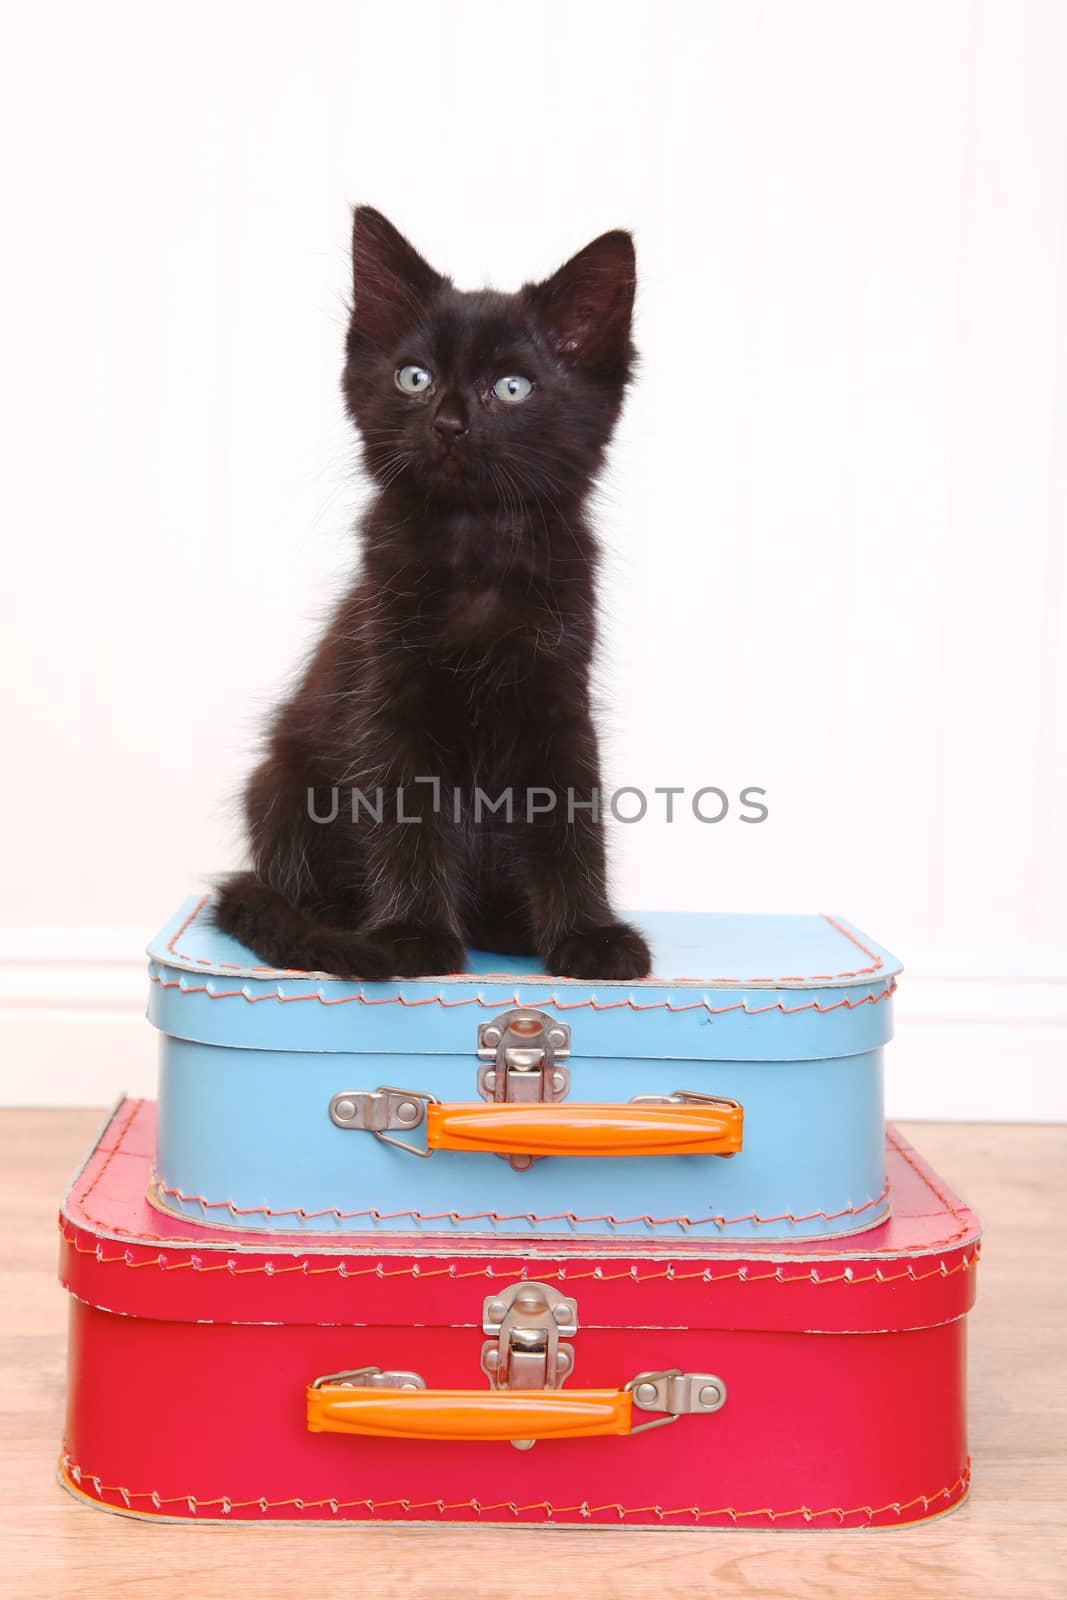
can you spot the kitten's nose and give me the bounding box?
[433,396,469,439]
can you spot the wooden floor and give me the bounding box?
[2,1114,1064,1599]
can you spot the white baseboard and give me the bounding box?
[0,1011,156,1104]
[888,1021,1066,1120]
[888,954,1067,1121]
[0,929,154,1105]
[1,930,1065,1117]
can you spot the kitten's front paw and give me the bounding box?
[373,922,466,978]
[545,922,652,981]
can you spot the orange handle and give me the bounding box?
[307,1385,633,1441]
[425,1100,743,1158]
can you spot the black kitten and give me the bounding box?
[214,207,651,982]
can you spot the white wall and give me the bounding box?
[1,0,1064,1113]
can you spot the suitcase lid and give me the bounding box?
[60,1099,978,1338]
[146,897,902,1062]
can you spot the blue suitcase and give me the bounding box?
[147,895,901,1241]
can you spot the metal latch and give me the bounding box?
[625,1369,728,1433]
[480,1281,577,1448]
[327,1086,436,1157]
[309,1365,426,1392]
[477,1007,571,1170]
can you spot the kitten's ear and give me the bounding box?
[528,230,636,369]
[350,207,445,348]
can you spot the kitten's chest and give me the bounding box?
[425,515,552,643]
[421,626,576,777]
[442,513,529,590]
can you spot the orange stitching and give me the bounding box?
[884,1129,972,1234]
[77,1099,142,1220]
[148,969,896,1015]
[57,1221,981,1285]
[166,896,311,978]
[60,1452,968,1522]
[811,915,884,978]
[167,896,208,957]
[147,1175,892,1230]
[164,895,887,987]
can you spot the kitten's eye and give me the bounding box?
[492,375,533,405]
[395,364,433,395]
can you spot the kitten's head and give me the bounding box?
[343,207,635,508]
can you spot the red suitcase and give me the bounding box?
[58,1099,979,1529]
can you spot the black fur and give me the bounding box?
[214,208,651,981]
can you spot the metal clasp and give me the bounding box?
[309,1365,426,1392]
[624,1368,728,1433]
[477,1008,571,1170]
[327,1087,438,1157]
[480,1281,578,1449]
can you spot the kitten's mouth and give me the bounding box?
[427,446,475,481]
